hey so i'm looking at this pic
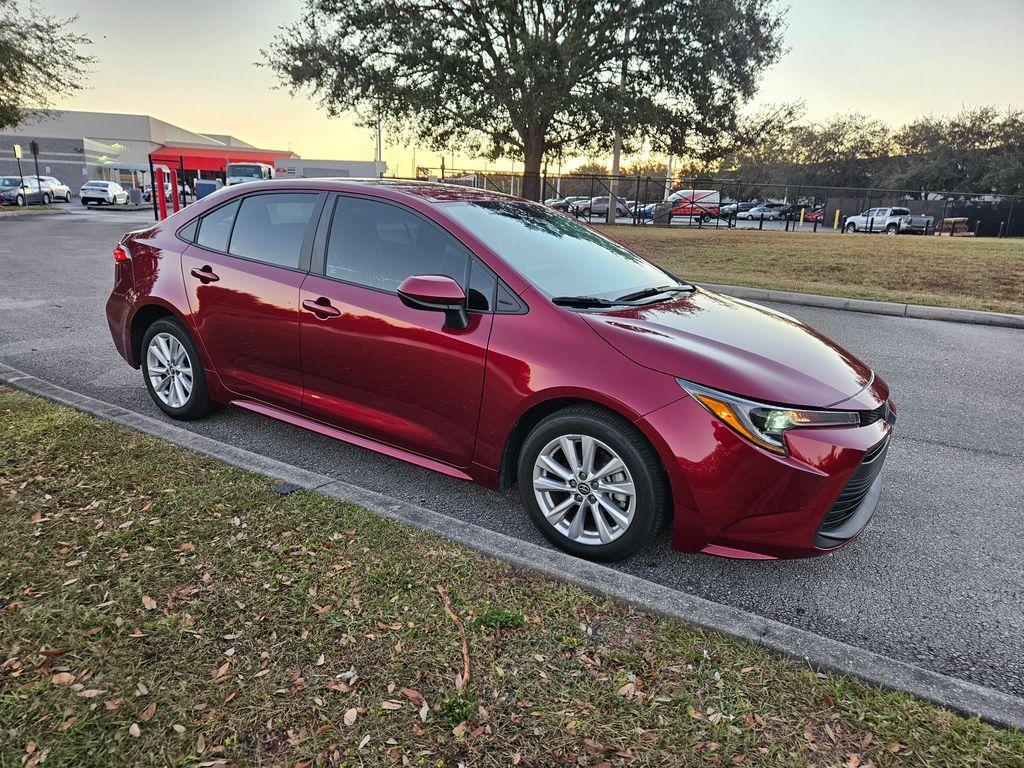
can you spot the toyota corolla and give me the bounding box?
[106,180,895,561]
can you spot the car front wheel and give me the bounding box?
[141,318,216,420]
[845,223,857,233]
[518,405,667,561]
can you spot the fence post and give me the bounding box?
[998,221,1006,238]
[758,215,764,231]
[148,154,158,222]
[833,209,840,230]
[974,219,982,237]
[155,167,167,221]
[169,169,180,214]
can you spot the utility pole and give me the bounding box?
[664,154,673,201]
[607,27,631,225]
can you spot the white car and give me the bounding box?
[80,181,128,206]
[35,175,72,203]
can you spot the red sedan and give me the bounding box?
[106,180,895,561]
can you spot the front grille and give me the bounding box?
[819,436,889,532]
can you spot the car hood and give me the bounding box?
[582,288,880,408]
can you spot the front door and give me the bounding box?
[181,191,322,411]
[299,194,494,468]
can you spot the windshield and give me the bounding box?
[440,200,682,300]
[228,165,262,178]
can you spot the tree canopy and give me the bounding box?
[0,0,93,130]
[266,0,785,199]
[717,107,1024,194]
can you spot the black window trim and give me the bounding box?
[182,190,327,275]
[311,191,527,315]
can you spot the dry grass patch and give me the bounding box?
[597,226,1024,314]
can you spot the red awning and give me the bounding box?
[150,145,296,173]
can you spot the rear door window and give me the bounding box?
[227,193,317,269]
[196,200,240,253]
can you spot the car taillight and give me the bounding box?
[113,244,130,262]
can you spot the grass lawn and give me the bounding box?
[597,226,1024,315]
[2,386,1022,767]
[0,205,69,216]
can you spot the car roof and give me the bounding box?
[218,178,518,205]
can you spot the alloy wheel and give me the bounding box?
[532,434,636,546]
[146,332,194,409]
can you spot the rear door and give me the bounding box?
[298,194,495,467]
[181,191,325,411]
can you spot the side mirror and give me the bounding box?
[397,274,469,330]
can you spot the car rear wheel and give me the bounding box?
[141,318,216,420]
[518,405,667,561]
[886,224,899,235]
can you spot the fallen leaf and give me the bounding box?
[344,708,358,726]
[137,682,149,695]
[316,653,325,666]
[381,700,402,710]
[358,734,371,750]
[50,672,75,685]
[173,724,186,734]
[129,723,141,738]
[139,702,157,722]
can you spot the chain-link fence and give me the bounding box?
[409,168,1023,238]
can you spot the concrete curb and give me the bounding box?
[700,283,1024,330]
[2,361,1022,731]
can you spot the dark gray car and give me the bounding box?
[0,176,49,206]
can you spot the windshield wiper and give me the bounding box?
[552,295,626,308]
[615,284,695,303]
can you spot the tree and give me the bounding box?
[265,0,785,200]
[0,0,93,130]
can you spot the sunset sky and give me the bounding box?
[38,0,1024,175]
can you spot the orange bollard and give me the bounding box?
[155,168,168,221]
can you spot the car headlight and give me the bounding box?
[677,378,860,455]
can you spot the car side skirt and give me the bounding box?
[230,399,476,482]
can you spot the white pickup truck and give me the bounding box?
[844,207,933,235]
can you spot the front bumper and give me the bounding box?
[637,393,894,559]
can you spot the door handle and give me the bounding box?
[302,298,341,318]
[191,266,220,284]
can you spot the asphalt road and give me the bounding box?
[2,210,1022,697]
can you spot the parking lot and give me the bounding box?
[2,210,1022,698]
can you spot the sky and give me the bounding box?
[35,0,1024,174]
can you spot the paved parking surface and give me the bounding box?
[2,211,1022,696]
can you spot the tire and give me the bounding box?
[745,214,754,220]
[886,224,898,235]
[42,193,52,205]
[141,318,216,421]
[15,194,25,207]
[580,208,591,218]
[845,223,857,233]
[517,405,668,561]
[64,191,72,203]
